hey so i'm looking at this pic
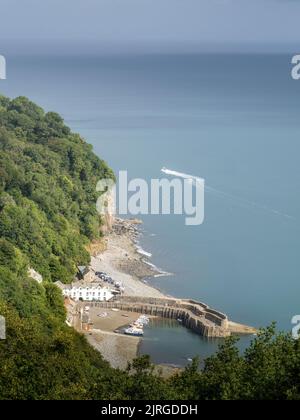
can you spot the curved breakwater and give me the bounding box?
[88,296,256,338]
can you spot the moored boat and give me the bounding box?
[124,326,144,336]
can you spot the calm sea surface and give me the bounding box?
[2,53,300,366]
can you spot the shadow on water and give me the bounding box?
[138,317,225,368]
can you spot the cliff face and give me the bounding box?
[100,190,115,234]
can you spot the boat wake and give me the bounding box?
[161,167,204,184]
[161,167,295,221]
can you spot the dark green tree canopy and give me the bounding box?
[0,94,114,282]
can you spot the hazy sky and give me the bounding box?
[0,0,300,53]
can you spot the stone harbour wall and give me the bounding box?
[89,296,232,338]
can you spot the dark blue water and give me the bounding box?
[1,54,300,366]
[140,318,223,368]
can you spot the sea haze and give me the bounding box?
[1,53,300,365]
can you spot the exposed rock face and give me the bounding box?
[0,316,5,340]
[102,212,114,235]
[100,190,115,234]
[112,218,140,239]
[28,267,43,284]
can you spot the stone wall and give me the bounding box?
[88,296,231,338]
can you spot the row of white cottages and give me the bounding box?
[55,281,115,302]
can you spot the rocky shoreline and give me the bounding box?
[112,218,162,276]
[85,218,256,370]
[83,218,173,369]
[91,218,169,298]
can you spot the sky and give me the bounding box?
[0,0,300,53]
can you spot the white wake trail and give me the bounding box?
[161,167,204,183]
[161,167,295,221]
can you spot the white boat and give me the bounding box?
[124,326,144,337]
[137,315,150,325]
[131,321,142,327]
[126,316,149,334]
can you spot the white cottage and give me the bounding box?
[55,281,114,302]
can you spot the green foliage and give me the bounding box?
[0,94,299,400]
[170,326,300,400]
[0,94,122,400]
[0,94,114,282]
[0,301,124,400]
[0,238,28,275]
[44,283,66,321]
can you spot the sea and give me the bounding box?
[1,52,300,366]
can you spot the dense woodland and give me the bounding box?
[0,95,299,400]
